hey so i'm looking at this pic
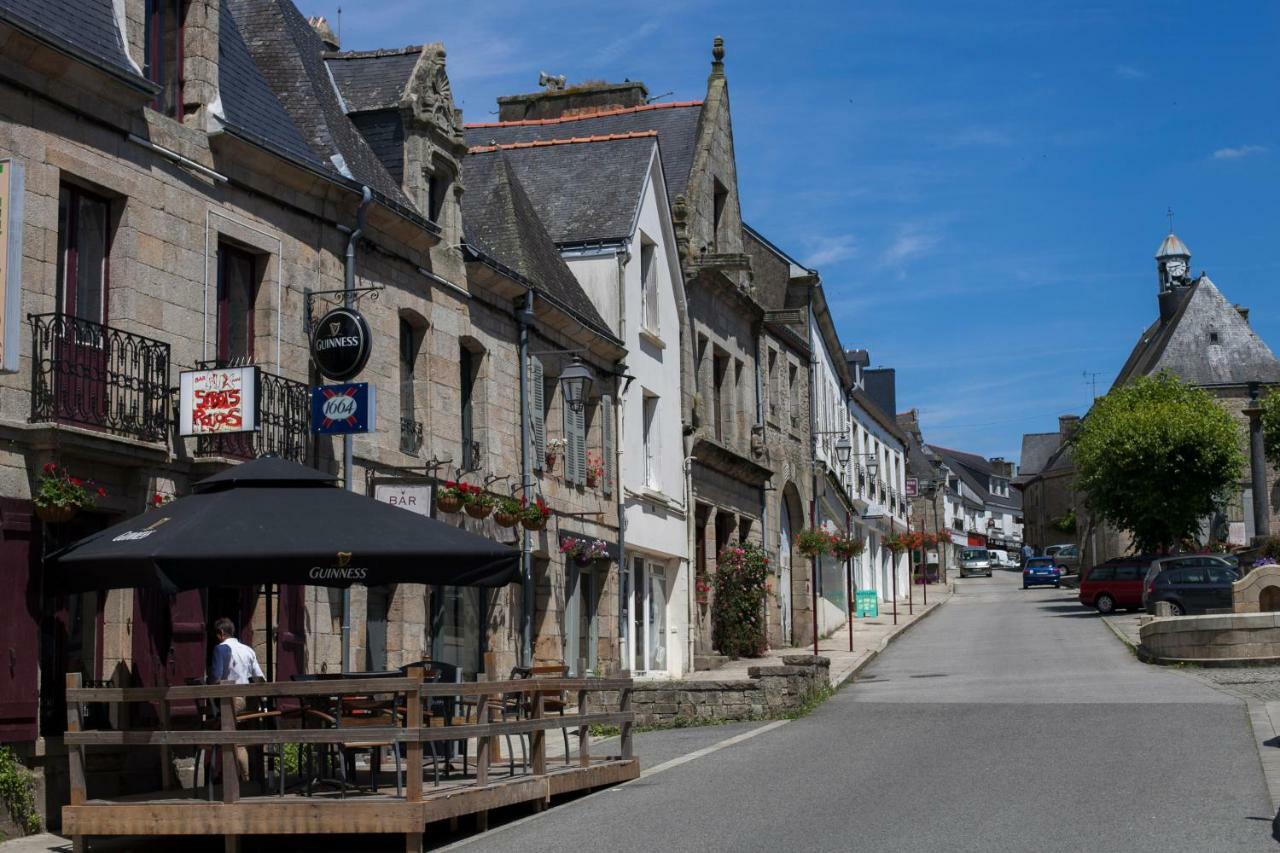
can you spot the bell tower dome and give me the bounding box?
[1155,232,1191,292]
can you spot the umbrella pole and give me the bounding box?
[265,583,274,682]
[341,433,353,674]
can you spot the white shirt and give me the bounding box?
[212,637,264,684]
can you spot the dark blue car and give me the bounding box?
[1023,557,1061,589]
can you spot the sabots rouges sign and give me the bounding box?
[310,307,372,381]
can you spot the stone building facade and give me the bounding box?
[0,0,627,820]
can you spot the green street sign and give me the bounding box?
[855,589,879,618]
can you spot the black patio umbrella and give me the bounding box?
[48,456,519,593]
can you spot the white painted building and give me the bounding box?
[846,384,910,606]
[500,136,692,677]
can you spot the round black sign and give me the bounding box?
[310,307,372,381]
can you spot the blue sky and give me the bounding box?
[299,0,1280,464]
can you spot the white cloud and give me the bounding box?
[803,234,858,268]
[1213,144,1268,160]
[1114,64,1147,80]
[877,226,940,270]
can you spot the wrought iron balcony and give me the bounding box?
[195,368,309,463]
[29,313,171,444]
[400,417,424,455]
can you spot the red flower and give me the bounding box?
[42,462,56,474]
[97,487,107,497]
[69,477,82,487]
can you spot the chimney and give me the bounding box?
[309,16,340,50]
[496,80,648,122]
[1059,414,1080,440]
[1236,304,1251,325]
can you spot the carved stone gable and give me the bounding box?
[402,43,465,150]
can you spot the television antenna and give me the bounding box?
[1083,370,1101,400]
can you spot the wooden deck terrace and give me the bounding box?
[61,670,637,852]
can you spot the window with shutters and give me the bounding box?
[528,356,546,471]
[643,393,659,489]
[563,391,587,486]
[459,345,482,471]
[640,234,659,334]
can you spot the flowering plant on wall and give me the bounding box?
[585,451,605,488]
[495,495,523,528]
[558,535,583,558]
[712,544,770,658]
[436,481,466,513]
[462,484,494,519]
[35,463,104,522]
[150,492,175,510]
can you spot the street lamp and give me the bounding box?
[559,356,594,413]
[835,436,852,466]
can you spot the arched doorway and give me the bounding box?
[779,483,804,646]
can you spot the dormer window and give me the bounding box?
[145,0,185,121]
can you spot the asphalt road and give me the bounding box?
[450,570,1277,853]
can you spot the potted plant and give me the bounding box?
[494,495,523,528]
[832,535,866,562]
[585,451,604,489]
[34,463,104,523]
[577,539,608,565]
[463,485,494,520]
[544,438,565,472]
[796,528,834,558]
[436,481,465,514]
[521,496,551,531]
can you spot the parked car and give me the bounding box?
[1141,555,1238,610]
[960,548,993,578]
[1044,544,1081,574]
[1078,556,1158,613]
[1145,564,1240,615]
[1022,557,1061,589]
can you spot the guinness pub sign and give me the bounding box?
[310,307,372,381]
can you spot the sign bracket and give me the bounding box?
[305,286,383,330]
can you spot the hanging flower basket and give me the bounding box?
[796,528,835,558]
[494,496,522,528]
[36,504,76,524]
[464,487,494,519]
[521,496,551,531]
[436,481,465,514]
[832,535,866,561]
[34,463,104,524]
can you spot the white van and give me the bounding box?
[988,549,1016,569]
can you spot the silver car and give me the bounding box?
[960,548,993,578]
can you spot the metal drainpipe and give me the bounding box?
[754,324,768,552]
[808,295,820,656]
[517,291,535,667]
[340,185,372,674]
[615,250,628,672]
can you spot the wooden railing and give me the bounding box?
[63,670,635,808]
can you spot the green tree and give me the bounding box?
[1071,372,1243,553]
[1258,389,1280,470]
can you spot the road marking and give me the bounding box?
[638,720,790,779]
[436,720,791,850]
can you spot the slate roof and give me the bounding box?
[930,445,1022,511]
[461,153,617,343]
[1112,276,1280,390]
[471,135,657,246]
[325,47,421,113]
[1018,432,1061,478]
[0,0,142,82]
[226,0,410,207]
[464,102,703,202]
[217,0,322,170]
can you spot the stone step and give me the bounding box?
[693,654,730,671]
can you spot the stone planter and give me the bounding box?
[36,504,76,524]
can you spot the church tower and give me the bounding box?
[1155,232,1192,292]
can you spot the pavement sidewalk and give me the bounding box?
[685,581,954,688]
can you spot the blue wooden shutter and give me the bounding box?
[529,356,545,471]
[602,394,615,497]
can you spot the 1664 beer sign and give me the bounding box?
[179,366,259,435]
[311,383,375,435]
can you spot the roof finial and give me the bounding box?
[711,36,725,75]
[1166,206,1174,234]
